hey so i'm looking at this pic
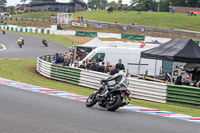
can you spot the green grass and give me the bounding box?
[12,11,200,32]
[0,59,199,117]
[0,45,3,49]
[74,10,200,32]
[12,12,61,19]
[7,31,80,47]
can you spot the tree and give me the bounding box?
[0,0,6,7]
[108,1,118,10]
[88,0,108,10]
[130,0,157,11]
[5,6,14,14]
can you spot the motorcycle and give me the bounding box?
[86,80,131,111]
[18,42,22,48]
[42,40,48,47]
[2,31,5,34]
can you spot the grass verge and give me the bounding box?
[7,31,80,47]
[0,59,199,117]
[12,12,61,19]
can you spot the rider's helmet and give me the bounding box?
[119,70,126,76]
[20,37,23,40]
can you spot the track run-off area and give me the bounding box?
[0,32,200,133]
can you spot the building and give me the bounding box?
[15,0,86,12]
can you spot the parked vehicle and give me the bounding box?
[80,47,162,75]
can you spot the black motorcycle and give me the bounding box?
[2,31,5,34]
[42,40,48,47]
[18,42,22,48]
[86,80,131,111]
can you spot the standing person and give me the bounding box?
[116,59,125,71]
[104,61,111,73]
[185,67,200,84]
[54,53,60,64]
[79,60,86,69]
[74,57,80,68]
[175,72,184,85]
[1,28,5,34]
[99,62,105,72]
[86,60,93,70]
[20,37,24,45]
[109,65,119,75]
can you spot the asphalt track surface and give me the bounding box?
[0,32,68,59]
[0,32,200,133]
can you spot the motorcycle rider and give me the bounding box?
[101,70,129,97]
[20,37,24,45]
[17,38,22,47]
[42,39,47,46]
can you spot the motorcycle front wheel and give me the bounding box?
[86,93,97,107]
[106,94,122,111]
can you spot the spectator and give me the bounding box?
[96,62,101,71]
[59,54,64,63]
[194,11,197,16]
[116,59,125,71]
[86,58,89,64]
[175,72,184,85]
[183,76,191,86]
[54,53,60,64]
[109,65,119,75]
[187,11,190,16]
[63,57,70,66]
[86,59,93,70]
[90,61,98,71]
[99,62,105,72]
[185,67,200,84]
[79,60,86,69]
[81,16,84,22]
[104,61,111,73]
[74,57,80,67]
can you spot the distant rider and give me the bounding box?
[101,70,129,97]
[20,37,24,45]
[17,38,22,47]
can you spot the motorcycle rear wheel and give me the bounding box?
[86,93,97,107]
[106,94,122,111]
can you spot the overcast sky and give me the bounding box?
[6,0,131,6]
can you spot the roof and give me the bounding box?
[141,38,200,63]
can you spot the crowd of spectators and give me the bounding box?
[75,58,125,75]
[54,51,72,66]
[53,51,125,75]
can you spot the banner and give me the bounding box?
[72,22,87,27]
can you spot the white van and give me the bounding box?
[81,47,162,75]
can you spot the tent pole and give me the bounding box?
[171,62,174,83]
[138,55,142,74]
[154,59,157,78]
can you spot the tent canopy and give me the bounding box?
[141,38,200,63]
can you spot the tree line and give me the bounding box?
[88,0,200,12]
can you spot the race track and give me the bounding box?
[0,32,199,133]
[0,32,68,59]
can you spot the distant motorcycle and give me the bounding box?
[86,80,131,111]
[18,42,22,48]
[2,31,5,34]
[42,39,48,47]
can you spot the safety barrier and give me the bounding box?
[37,55,168,103]
[167,85,200,109]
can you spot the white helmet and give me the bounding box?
[119,70,126,76]
[20,37,23,39]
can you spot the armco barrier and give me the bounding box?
[167,85,200,108]
[37,55,167,103]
